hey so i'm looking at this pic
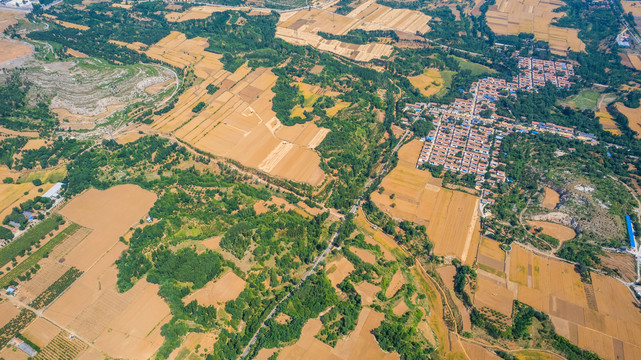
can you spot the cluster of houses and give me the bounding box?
[406,56,596,197]
[0,183,64,248]
[515,57,575,89]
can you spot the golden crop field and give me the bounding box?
[147,32,327,185]
[44,185,167,359]
[371,140,480,264]
[485,0,585,55]
[615,102,641,138]
[276,0,431,62]
[408,68,444,97]
[527,220,576,242]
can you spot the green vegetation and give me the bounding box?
[0,309,36,348]
[192,101,206,113]
[30,267,83,309]
[0,214,63,269]
[0,223,81,288]
[560,89,599,111]
[318,29,399,44]
[0,74,58,135]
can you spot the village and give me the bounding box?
[405,57,597,204]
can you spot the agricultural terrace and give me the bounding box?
[276,1,431,62]
[371,140,480,264]
[147,32,326,185]
[485,0,585,55]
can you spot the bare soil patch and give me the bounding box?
[527,220,576,242]
[277,308,400,360]
[541,187,560,210]
[351,247,376,264]
[183,271,246,307]
[0,39,31,64]
[0,300,20,328]
[354,281,381,306]
[385,269,404,298]
[22,318,61,348]
[326,255,355,288]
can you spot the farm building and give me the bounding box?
[42,182,64,198]
[626,215,636,248]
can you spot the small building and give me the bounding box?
[626,215,636,248]
[6,286,16,295]
[42,182,64,199]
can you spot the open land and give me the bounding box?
[183,270,246,307]
[0,39,32,64]
[0,180,54,221]
[526,220,576,242]
[276,308,400,360]
[147,32,326,185]
[615,102,641,138]
[485,0,585,55]
[409,68,444,97]
[276,0,431,62]
[596,105,622,136]
[42,185,168,359]
[371,140,480,263]
[541,187,560,210]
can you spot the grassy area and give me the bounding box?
[17,167,66,184]
[561,89,599,111]
[434,70,456,98]
[0,223,81,288]
[453,56,496,76]
[0,215,63,268]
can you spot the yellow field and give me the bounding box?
[541,187,560,209]
[43,15,89,31]
[326,255,355,288]
[165,5,268,22]
[276,1,431,62]
[485,0,585,55]
[623,1,641,17]
[615,102,641,138]
[507,244,641,360]
[527,220,576,242]
[596,106,622,136]
[44,185,167,359]
[0,39,31,64]
[147,32,326,185]
[0,181,53,221]
[409,68,444,97]
[183,270,246,307]
[276,308,400,360]
[371,140,480,264]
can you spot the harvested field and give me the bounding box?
[276,1,431,62]
[541,187,560,210]
[527,220,576,242]
[183,271,246,307]
[461,341,502,359]
[148,32,326,185]
[509,244,641,360]
[326,255,355,288]
[615,102,641,138]
[409,68,444,97]
[0,39,31,64]
[354,281,381,306]
[392,299,409,316]
[0,300,20,328]
[0,182,54,221]
[598,251,637,282]
[351,247,376,264]
[277,307,400,360]
[165,5,263,22]
[58,184,156,270]
[514,350,565,360]
[622,1,641,17]
[474,276,515,316]
[627,54,641,71]
[22,318,60,348]
[477,237,506,276]
[596,106,622,136]
[21,138,47,150]
[0,10,23,32]
[371,140,480,263]
[485,0,585,55]
[385,270,404,298]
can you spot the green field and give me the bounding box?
[561,89,599,111]
[0,215,63,269]
[0,223,81,288]
[454,56,496,76]
[434,70,456,98]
